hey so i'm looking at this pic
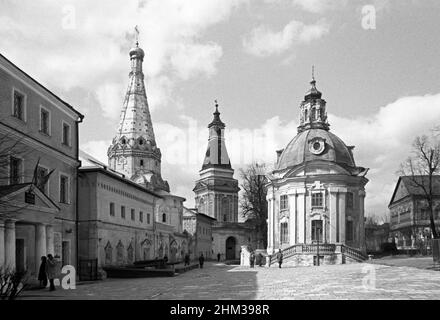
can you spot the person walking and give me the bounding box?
[258,253,264,267]
[276,249,283,268]
[184,253,190,266]
[249,251,255,268]
[38,256,48,288]
[45,254,57,291]
[199,253,205,269]
[217,252,221,262]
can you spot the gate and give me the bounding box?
[79,259,98,281]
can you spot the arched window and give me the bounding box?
[280,223,289,244]
[162,213,167,223]
[116,241,124,265]
[105,242,112,265]
[127,243,134,263]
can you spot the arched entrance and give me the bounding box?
[225,237,236,260]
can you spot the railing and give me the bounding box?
[341,245,368,262]
[268,243,367,264]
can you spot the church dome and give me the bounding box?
[129,43,145,60]
[276,128,356,171]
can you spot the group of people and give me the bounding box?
[249,249,284,268]
[183,253,205,269]
[37,254,58,291]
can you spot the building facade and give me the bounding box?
[0,53,83,277]
[193,103,254,261]
[183,207,216,260]
[389,176,440,251]
[265,75,369,266]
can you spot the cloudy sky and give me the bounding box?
[2,0,440,217]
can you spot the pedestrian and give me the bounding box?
[184,253,190,266]
[38,256,48,288]
[199,253,205,268]
[217,252,221,262]
[276,249,283,269]
[258,253,264,267]
[45,254,57,291]
[249,251,255,268]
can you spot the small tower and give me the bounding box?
[297,67,329,133]
[193,101,239,222]
[108,39,169,192]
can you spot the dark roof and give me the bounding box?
[401,176,440,196]
[0,183,32,198]
[0,53,84,120]
[197,212,217,221]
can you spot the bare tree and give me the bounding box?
[399,134,440,239]
[239,163,268,249]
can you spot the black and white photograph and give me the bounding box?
[1,0,440,308]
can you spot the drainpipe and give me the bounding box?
[75,115,83,278]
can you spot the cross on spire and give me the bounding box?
[135,25,140,46]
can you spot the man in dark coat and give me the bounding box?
[45,254,57,291]
[38,256,48,288]
[199,253,205,268]
[258,253,264,267]
[184,253,190,266]
[276,249,283,268]
[249,251,255,268]
[217,252,221,262]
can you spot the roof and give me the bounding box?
[276,128,356,171]
[0,53,84,120]
[182,207,216,221]
[389,175,440,206]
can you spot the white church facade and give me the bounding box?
[265,75,369,266]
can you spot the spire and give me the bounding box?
[202,100,231,170]
[305,65,322,100]
[209,99,225,128]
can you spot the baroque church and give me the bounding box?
[264,74,369,266]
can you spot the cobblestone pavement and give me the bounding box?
[20,262,440,300]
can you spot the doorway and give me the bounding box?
[312,220,323,242]
[62,241,70,267]
[15,239,25,273]
[225,237,236,260]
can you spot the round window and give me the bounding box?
[313,142,321,151]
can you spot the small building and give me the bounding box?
[0,53,83,277]
[388,176,440,250]
[183,207,216,260]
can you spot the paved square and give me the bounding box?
[20,261,440,300]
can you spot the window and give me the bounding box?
[147,213,150,224]
[121,206,126,219]
[162,213,166,223]
[131,209,135,221]
[223,214,227,222]
[140,159,144,166]
[280,222,289,244]
[280,195,289,211]
[311,192,324,208]
[9,156,22,185]
[40,107,50,135]
[36,166,49,194]
[13,90,25,120]
[59,175,69,203]
[139,211,143,222]
[311,220,323,242]
[62,122,71,146]
[346,220,354,241]
[346,192,354,209]
[110,203,115,217]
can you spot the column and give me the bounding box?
[35,224,47,273]
[5,220,16,271]
[46,225,54,256]
[266,194,274,253]
[297,188,306,244]
[0,220,5,269]
[338,190,347,244]
[329,188,338,243]
[288,192,297,245]
[359,190,366,252]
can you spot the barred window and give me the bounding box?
[280,195,289,211]
[311,192,323,208]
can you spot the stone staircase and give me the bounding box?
[269,243,367,266]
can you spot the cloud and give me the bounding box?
[0,0,248,119]
[243,20,330,57]
[292,0,348,13]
